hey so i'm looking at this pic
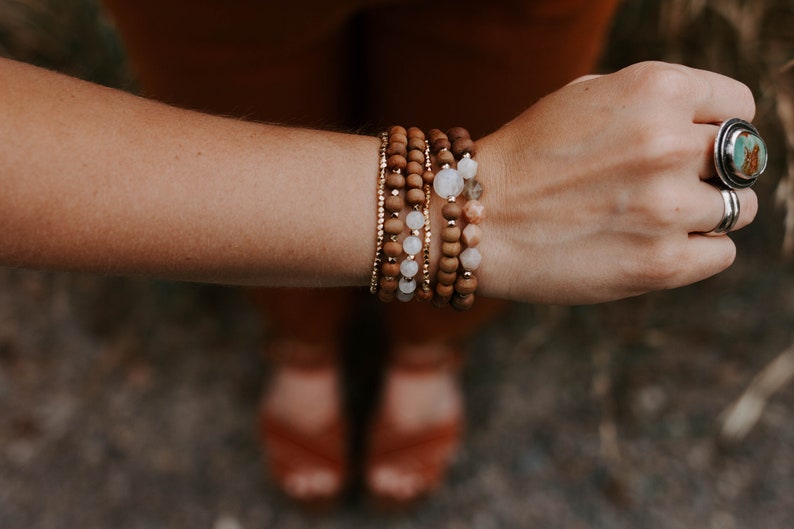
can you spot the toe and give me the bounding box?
[370,465,427,502]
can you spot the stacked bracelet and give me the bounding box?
[429,128,463,308]
[449,127,483,311]
[418,140,435,302]
[378,126,408,303]
[369,131,389,294]
[396,127,428,302]
[372,126,482,311]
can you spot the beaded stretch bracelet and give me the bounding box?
[378,126,408,303]
[395,127,429,302]
[418,140,435,301]
[429,128,463,308]
[448,127,483,311]
[369,131,389,295]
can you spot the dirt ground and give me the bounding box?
[1,1,793,528]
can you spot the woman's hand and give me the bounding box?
[476,61,759,304]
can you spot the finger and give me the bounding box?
[681,65,756,124]
[633,233,737,293]
[686,185,757,234]
[693,122,720,181]
[620,63,756,124]
[679,233,737,284]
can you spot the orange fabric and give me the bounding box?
[101,0,620,344]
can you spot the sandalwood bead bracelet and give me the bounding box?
[394,126,429,302]
[378,126,408,303]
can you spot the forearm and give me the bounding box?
[0,58,380,287]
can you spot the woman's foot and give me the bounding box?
[259,340,348,508]
[365,342,464,507]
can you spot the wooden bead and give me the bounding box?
[442,202,462,220]
[442,226,461,243]
[385,172,405,190]
[383,240,402,257]
[442,241,462,257]
[387,154,407,172]
[384,217,404,235]
[384,195,404,213]
[435,283,454,297]
[452,137,475,158]
[437,270,457,285]
[406,188,425,206]
[428,128,445,141]
[439,256,459,273]
[451,294,475,311]
[446,127,470,142]
[432,294,451,308]
[380,276,398,291]
[407,126,425,140]
[406,173,424,190]
[388,125,407,137]
[407,149,425,164]
[430,136,450,153]
[378,290,395,303]
[407,136,426,151]
[436,149,455,167]
[406,162,424,177]
[390,132,407,145]
[415,287,433,302]
[386,142,407,158]
[382,261,400,278]
[454,275,478,295]
[422,170,435,185]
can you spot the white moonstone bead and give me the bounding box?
[457,157,478,180]
[459,247,482,270]
[400,258,419,278]
[406,210,425,231]
[399,277,417,294]
[433,167,464,198]
[403,235,422,256]
[396,289,414,302]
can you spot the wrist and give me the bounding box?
[470,130,512,300]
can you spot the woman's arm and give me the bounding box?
[0,58,760,304]
[0,57,379,288]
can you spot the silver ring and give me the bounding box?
[713,118,767,189]
[704,189,740,236]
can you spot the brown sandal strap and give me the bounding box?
[387,343,463,372]
[264,339,339,370]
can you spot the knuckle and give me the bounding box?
[628,239,686,289]
[634,128,691,168]
[624,61,692,100]
[735,82,757,120]
[631,182,682,228]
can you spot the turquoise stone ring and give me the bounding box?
[713,118,767,189]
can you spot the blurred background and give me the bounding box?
[0,0,793,528]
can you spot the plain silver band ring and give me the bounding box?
[704,189,740,236]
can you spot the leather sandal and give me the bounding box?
[364,344,464,509]
[258,339,348,510]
